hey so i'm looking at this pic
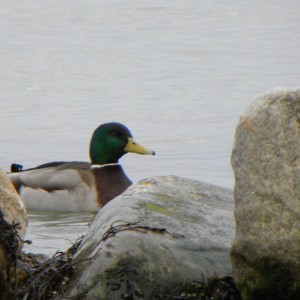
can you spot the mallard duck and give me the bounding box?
[9,122,155,212]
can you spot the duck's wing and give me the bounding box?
[9,162,92,193]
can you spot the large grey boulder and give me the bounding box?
[231,88,300,299]
[62,175,234,299]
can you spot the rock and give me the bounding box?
[61,175,234,300]
[0,168,27,244]
[0,168,28,299]
[231,88,300,299]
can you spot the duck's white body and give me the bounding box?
[18,179,99,212]
[9,162,99,212]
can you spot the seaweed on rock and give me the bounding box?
[0,211,19,255]
[17,236,83,300]
[0,210,22,299]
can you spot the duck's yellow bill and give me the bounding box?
[125,138,155,155]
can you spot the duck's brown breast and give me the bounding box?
[91,164,132,207]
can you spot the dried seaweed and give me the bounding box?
[0,210,21,299]
[17,236,83,300]
[102,220,185,241]
[0,211,19,261]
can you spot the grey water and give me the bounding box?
[1,0,300,256]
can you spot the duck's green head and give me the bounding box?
[89,122,155,165]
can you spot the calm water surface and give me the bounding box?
[1,0,300,255]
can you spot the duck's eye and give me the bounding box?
[111,131,119,136]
